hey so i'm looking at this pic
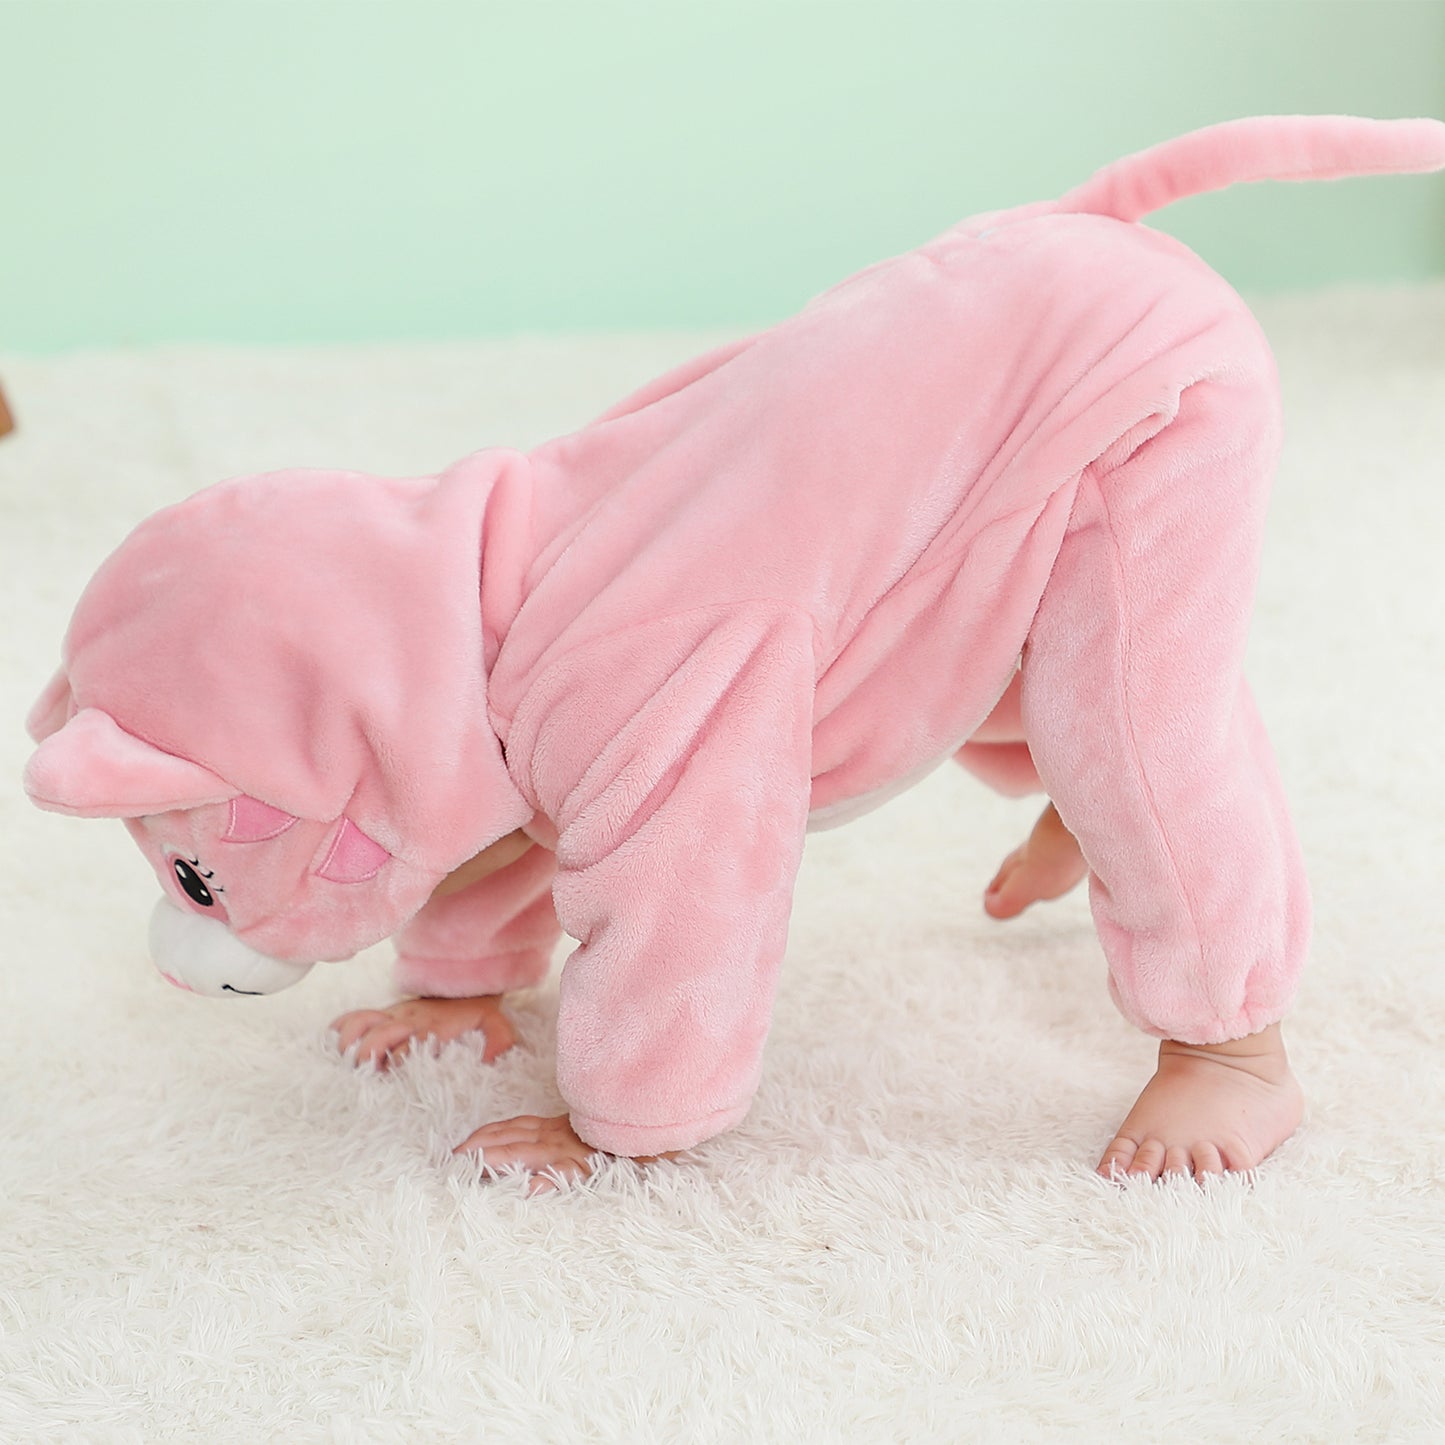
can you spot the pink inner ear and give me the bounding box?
[224,795,299,843]
[317,817,391,884]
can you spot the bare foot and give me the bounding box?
[452,1113,680,1197]
[1097,1022,1305,1182]
[330,994,516,1071]
[984,800,1088,918]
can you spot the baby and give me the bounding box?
[25,115,1445,1195]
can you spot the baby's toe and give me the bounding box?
[350,1021,419,1070]
[477,1007,518,1063]
[983,850,1030,918]
[1191,1142,1225,1176]
[1162,1144,1193,1178]
[1217,1135,1263,1174]
[1096,1135,1139,1180]
[331,1010,393,1053]
[1126,1138,1167,1180]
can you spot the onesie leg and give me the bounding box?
[394,843,561,998]
[954,672,1046,798]
[1019,369,1310,1046]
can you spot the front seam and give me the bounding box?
[1086,467,1209,992]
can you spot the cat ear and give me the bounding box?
[26,669,74,742]
[24,708,236,818]
[316,816,392,884]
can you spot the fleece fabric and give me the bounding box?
[22,114,1445,1157]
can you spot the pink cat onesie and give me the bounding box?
[25,115,1445,1158]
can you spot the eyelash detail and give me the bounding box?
[182,855,223,892]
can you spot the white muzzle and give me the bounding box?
[148,896,316,997]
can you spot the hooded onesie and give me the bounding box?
[25,115,1445,1157]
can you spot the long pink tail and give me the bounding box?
[1057,114,1445,222]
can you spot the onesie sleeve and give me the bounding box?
[506,603,817,1157]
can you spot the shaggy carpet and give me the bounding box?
[2,287,1442,1443]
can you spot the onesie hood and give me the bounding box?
[24,449,537,971]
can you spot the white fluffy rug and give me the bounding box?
[2,289,1443,1443]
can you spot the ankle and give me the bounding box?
[1160,1022,1293,1080]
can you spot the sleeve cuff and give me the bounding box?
[1107,972,1295,1046]
[569,1100,753,1158]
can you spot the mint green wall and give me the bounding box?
[2,0,1443,351]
